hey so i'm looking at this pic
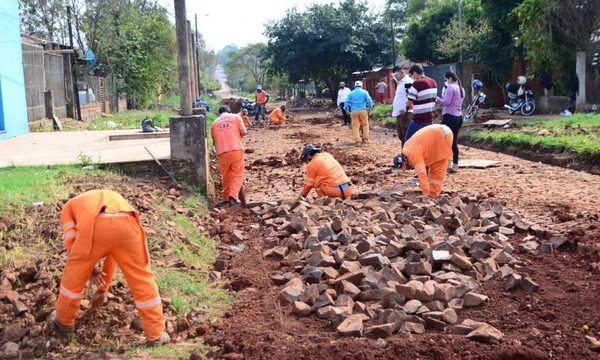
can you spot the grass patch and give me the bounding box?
[462,113,600,161]
[384,117,397,126]
[370,103,393,120]
[0,165,92,211]
[125,342,211,359]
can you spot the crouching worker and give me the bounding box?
[239,108,252,128]
[211,105,247,206]
[395,124,453,198]
[269,105,287,125]
[299,144,353,199]
[54,189,169,346]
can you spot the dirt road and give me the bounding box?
[206,107,600,359]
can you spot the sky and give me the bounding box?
[160,0,386,51]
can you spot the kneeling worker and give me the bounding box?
[54,189,168,345]
[394,124,453,198]
[299,144,353,199]
[239,108,252,128]
[211,105,248,206]
[269,105,287,125]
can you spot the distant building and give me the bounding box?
[0,0,28,139]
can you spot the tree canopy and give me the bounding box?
[265,0,393,101]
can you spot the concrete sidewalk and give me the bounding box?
[0,130,170,167]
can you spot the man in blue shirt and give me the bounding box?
[344,81,374,145]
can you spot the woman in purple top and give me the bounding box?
[437,71,465,173]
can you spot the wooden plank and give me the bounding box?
[109,132,170,141]
[482,119,512,126]
[459,159,502,169]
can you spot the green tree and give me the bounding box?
[265,0,392,102]
[19,0,66,43]
[88,1,177,107]
[224,43,268,89]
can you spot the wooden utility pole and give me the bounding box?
[174,0,192,115]
[195,14,201,97]
[67,6,82,121]
[187,20,196,103]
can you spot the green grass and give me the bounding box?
[125,342,211,359]
[463,113,600,161]
[384,117,397,126]
[0,165,92,211]
[371,103,393,120]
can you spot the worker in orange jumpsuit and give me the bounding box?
[254,85,269,123]
[299,144,353,199]
[269,105,287,125]
[239,109,252,128]
[395,124,453,198]
[211,105,247,206]
[53,189,169,346]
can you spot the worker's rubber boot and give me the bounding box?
[147,332,171,347]
[449,163,458,173]
[228,197,238,206]
[49,310,74,334]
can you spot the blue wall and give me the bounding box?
[0,0,28,140]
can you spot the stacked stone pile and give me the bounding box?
[254,192,539,341]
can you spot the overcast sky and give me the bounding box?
[160,0,386,51]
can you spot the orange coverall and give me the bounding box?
[211,113,247,201]
[269,108,286,125]
[302,152,353,199]
[56,189,164,341]
[402,124,453,198]
[238,111,252,128]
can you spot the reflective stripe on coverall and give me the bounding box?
[57,189,164,341]
[402,124,453,198]
[302,152,352,199]
[269,108,286,125]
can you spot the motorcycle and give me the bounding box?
[504,82,536,116]
[241,98,256,115]
[464,91,486,121]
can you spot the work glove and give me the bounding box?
[90,290,106,308]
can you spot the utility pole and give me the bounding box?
[458,0,463,63]
[391,17,396,68]
[67,6,82,121]
[195,14,201,97]
[187,20,196,105]
[174,0,192,115]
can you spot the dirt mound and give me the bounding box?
[287,98,332,110]
[284,149,303,166]
[285,131,322,142]
[252,156,288,168]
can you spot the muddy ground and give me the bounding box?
[206,108,600,359]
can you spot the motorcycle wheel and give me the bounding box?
[521,101,536,116]
[465,107,477,121]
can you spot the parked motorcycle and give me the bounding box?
[241,98,256,115]
[464,79,485,121]
[504,76,536,116]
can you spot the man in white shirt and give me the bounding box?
[391,66,414,147]
[337,82,352,126]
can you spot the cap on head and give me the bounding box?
[256,85,262,90]
[280,105,286,111]
[300,143,322,161]
[218,105,231,114]
[354,80,363,88]
[242,108,248,115]
[392,153,406,170]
